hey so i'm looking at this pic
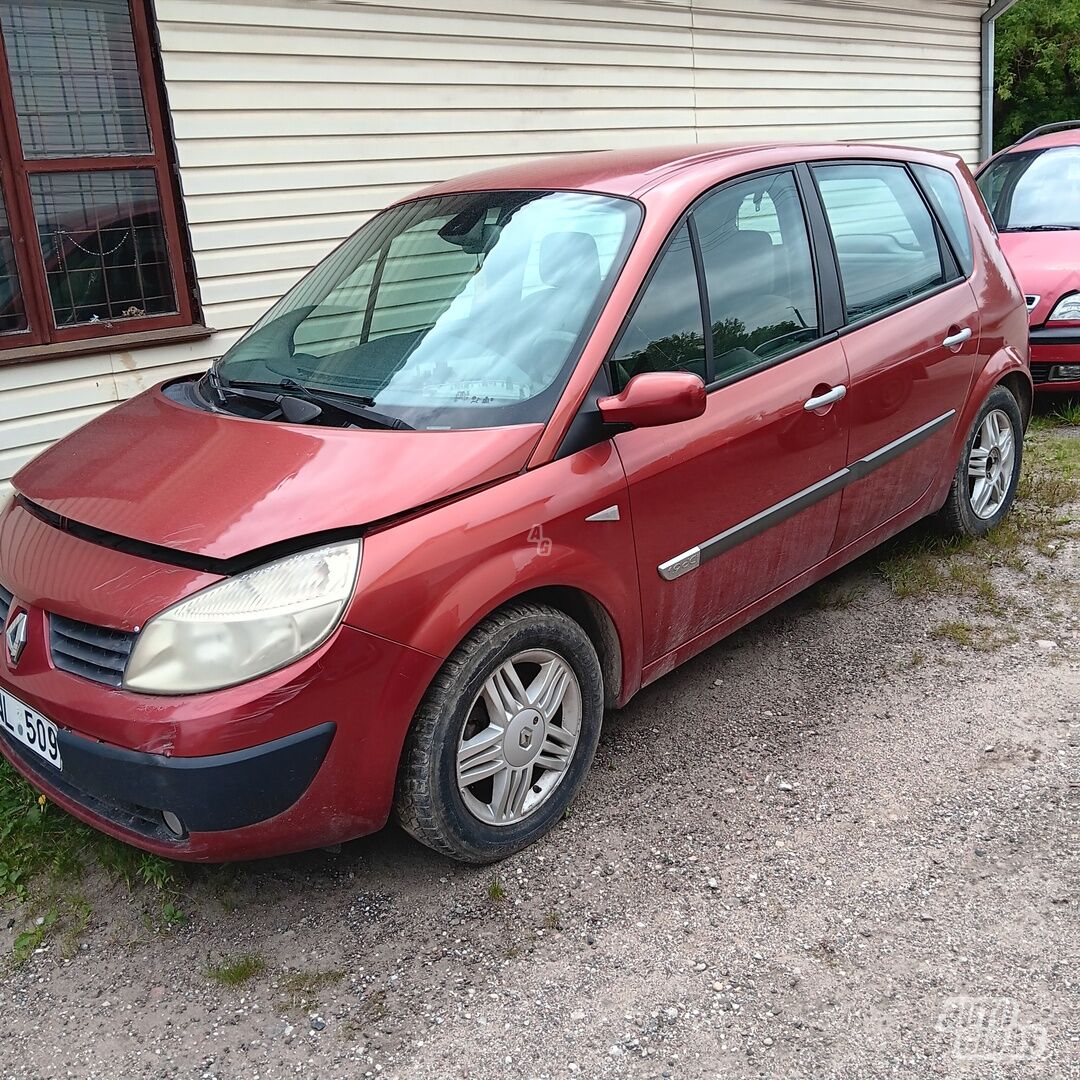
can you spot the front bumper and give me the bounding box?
[1,719,335,844]
[0,615,440,861]
[1029,329,1080,393]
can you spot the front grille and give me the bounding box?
[0,585,11,625]
[49,614,136,688]
[1031,362,1051,385]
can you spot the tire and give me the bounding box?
[935,385,1024,538]
[394,603,604,863]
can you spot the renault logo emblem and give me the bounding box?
[5,611,27,667]
[518,727,534,750]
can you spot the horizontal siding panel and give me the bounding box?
[161,23,691,68]
[174,127,696,169]
[162,53,696,89]
[199,268,307,307]
[167,80,692,114]
[171,107,696,142]
[159,0,694,40]
[194,239,344,280]
[190,212,369,250]
[695,69,980,91]
[185,187,408,227]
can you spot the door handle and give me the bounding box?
[803,384,847,411]
[943,327,972,348]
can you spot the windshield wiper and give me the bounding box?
[207,370,413,430]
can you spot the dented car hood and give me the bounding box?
[13,382,543,562]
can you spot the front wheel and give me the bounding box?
[395,603,604,863]
[935,386,1023,538]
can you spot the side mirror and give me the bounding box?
[597,371,707,429]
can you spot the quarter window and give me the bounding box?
[693,172,819,382]
[608,223,706,391]
[813,163,948,322]
[912,163,973,276]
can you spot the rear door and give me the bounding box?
[807,161,982,549]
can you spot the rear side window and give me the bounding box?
[693,171,820,382]
[813,163,948,322]
[912,163,973,276]
[608,223,706,391]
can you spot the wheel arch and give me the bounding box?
[998,368,1033,430]
[498,585,624,710]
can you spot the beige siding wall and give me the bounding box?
[1,0,986,490]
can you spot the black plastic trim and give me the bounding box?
[1030,327,1080,346]
[15,479,493,577]
[0,720,335,835]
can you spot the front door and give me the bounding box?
[612,169,850,665]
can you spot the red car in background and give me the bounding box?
[0,143,1029,865]
[977,121,1080,395]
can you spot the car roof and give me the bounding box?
[409,142,964,201]
[1003,129,1080,153]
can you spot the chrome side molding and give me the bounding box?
[657,409,956,580]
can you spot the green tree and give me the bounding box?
[995,0,1080,151]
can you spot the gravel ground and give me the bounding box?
[0,458,1076,1080]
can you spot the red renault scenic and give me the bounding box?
[0,144,1029,864]
[977,121,1080,394]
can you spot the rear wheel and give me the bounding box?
[936,386,1023,538]
[395,603,603,863]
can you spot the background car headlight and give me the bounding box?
[123,539,361,694]
[1047,293,1080,322]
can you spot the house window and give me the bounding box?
[0,0,197,355]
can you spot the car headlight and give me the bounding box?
[123,539,361,695]
[1047,293,1080,321]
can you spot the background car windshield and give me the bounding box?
[977,146,1080,230]
[217,190,641,429]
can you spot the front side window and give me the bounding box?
[0,0,195,350]
[694,171,819,382]
[977,146,1080,232]
[813,163,948,322]
[218,190,641,430]
[607,223,706,391]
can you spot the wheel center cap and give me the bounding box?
[986,448,999,478]
[504,709,544,767]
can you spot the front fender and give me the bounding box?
[346,441,644,704]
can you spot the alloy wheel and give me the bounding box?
[456,649,582,826]
[967,408,1016,520]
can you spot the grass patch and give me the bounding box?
[208,952,266,987]
[280,968,345,1011]
[932,620,976,647]
[878,424,1079,606]
[930,620,1019,652]
[487,874,507,902]
[1031,400,1080,430]
[0,759,189,957]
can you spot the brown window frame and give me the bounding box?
[0,0,201,357]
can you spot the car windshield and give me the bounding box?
[215,190,641,430]
[977,146,1080,231]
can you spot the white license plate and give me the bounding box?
[0,688,62,771]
